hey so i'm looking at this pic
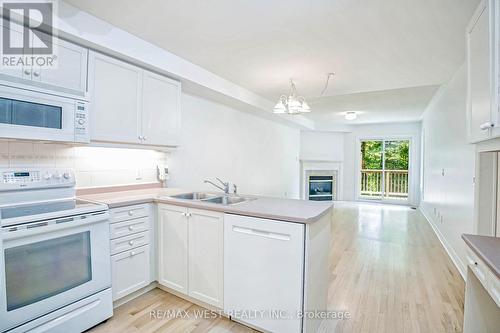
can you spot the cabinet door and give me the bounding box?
[188,209,223,308]
[0,20,26,80]
[141,71,181,146]
[89,51,142,144]
[111,245,150,301]
[33,33,88,97]
[467,0,494,142]
[157,204,188,293]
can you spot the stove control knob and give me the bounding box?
[53,173,62,180]
[43,172,52,180]
[63,172,71,180]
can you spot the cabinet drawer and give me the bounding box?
[487,270,500,308]
[466,248,488,284]
[111,244,150,300]
[110,231,149,255]
[110,204,149,223]
[110,217,149,239]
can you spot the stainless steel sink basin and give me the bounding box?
[170,192,216,200]
[202,196,252,205]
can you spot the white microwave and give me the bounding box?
[0,85,89,143]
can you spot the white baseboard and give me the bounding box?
[419,206,466,281]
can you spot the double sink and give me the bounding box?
[168,192,254,205]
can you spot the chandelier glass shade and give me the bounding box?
[273,79,311,114]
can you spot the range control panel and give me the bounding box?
[1,169,75,189]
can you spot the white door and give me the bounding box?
[33,33,88,97]
[89,51,142,144]
[224,214,304,333]
[467,0,494,142]
[188,209,223,308]
[157,204,188,294]
[111,244,150,301]
[141,71,181,146]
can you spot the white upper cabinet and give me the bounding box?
[141,71,181,146]
[466,0,498,143]
[0,20,88,98]
[0,21,24,79]
[89,51,142,144]
[33,32,88,97]
[88,51,181,147]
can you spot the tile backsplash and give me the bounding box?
[0,141,168,188]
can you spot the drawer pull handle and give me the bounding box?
[130,251,136,257]
[129,241,134,246]
[128,226,134,231]
[128,211,134,216]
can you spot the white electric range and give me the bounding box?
[0,168,112,333]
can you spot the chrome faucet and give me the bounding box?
[204,177,230,194]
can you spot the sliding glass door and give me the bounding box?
[359,139,410,202]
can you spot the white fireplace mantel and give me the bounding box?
[300,160,343,200]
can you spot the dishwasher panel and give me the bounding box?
[224,214,305,333]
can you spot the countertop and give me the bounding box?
[462,234,500,278]
[79,188,333,224]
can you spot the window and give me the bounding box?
[359,139,410,201]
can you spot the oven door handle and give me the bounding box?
[1,211,110,241]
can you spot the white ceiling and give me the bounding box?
[308,85,440,128]
[65,0,479,127]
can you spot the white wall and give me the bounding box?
[0,141,167,188]
[300,131,344,161]
[168,93,301,198]
[420,64,475,278]
[343,122,422,205]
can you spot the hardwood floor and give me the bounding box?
[87,288,256,333]
[88,202,465,333]
[329,202,465,333]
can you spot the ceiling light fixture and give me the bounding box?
[273,79,311,115]
[345,111,357,120]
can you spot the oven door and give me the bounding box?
[0,212,111,332]
[0,85,77,142]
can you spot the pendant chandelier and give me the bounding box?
[273,79,311,114]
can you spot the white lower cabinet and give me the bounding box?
[109,204,154,301]
[111,245,150,300]
[157,204,189,293]
[157,204,223,308]
[188,209,224,308]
